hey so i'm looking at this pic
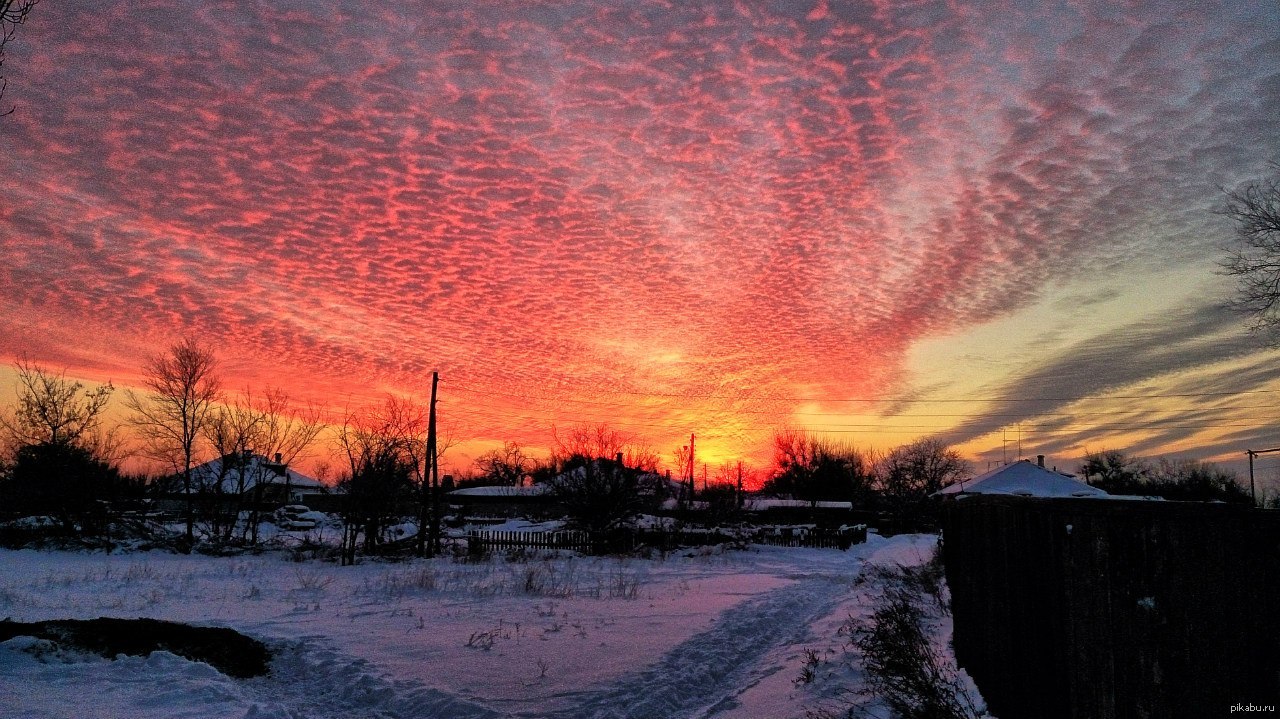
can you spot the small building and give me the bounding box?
[188,452,328,504]
[937,457,1109,499]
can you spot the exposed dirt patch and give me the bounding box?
[0,617,271,678]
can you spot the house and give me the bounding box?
[937,457,1109,499]
[188,451,328,504]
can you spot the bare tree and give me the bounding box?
[877,438,969,517]
[254,387,326,469]
[333,398,420,565]
[474,441,533,486]
[197,387,325,544]
[552,423,626,465]
[0,360,122,533]
[715,460,751,506]
[200,397,263,543]
[552,423,659,472]
[545,423,660,534]
[764,429,875,504]
[0,0,38,116]
[1222,169,1280,339]
[1,359,113,448]
[125,338,222,547]
[545,454,643,534]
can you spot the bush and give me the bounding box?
[4,442,121,533]
[1081,452,1252,504]
[846,558,985,719]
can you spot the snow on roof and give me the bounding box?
[189,453,326,494]
[744,499,854,511]
[937,459,1109,498]
[448,484,550,497]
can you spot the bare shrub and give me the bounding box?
[795,647,823,685]
[846,559,985,719]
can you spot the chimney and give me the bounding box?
[274,453,283,464]
[1037,455,1045,468]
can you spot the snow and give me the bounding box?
[938,459,1109,498]
[743,498,854,510]
[187,453,327,495]
[448,485,550,497]
[461,517,566,533]
[0,534,959,718]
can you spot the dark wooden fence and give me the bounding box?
[467,524,867,555]
[467,529,593,553]
[940,495,1280,719]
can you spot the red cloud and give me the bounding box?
[1,0,1277,464]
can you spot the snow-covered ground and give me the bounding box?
[0,534,943,719]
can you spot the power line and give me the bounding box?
[450,381,1280,408]
[445,401,1280,436]
[453,384,1280,419]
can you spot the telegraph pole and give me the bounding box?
[1246,446,1280,506]
[736,460,744,509]
[427,371,440,555]
[687,433,696,500]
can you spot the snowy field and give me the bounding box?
[0,534,941,719]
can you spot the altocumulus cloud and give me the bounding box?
[0,0,1277,459]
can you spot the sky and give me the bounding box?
[2,0,1280,481]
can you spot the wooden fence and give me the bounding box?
[466,529,593,553]
[940,495,1280,719]
[466,524,867,555]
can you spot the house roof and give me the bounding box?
[937,459,1109,498]
[743,499,854,510]
[188,453,326,494]
[448,485,550,498]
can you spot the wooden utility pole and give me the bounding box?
[736,460,744,508]
[427,371,440,555]
[687,433,696,500]
[1246,446,1280,506]
[417,371,440,558]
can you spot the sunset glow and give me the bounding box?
[2,1,1280,478]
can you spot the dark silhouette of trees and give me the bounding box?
[0,361,126,534]
[546,453,644,533]
[699,481,742,526]
[551,423,660,474]
[1079,449,1147,494]
[877,438,970,515]
[1079,450,1250,504]
[125,338,222,547]
[762,429,875,504]
[0,360,114,449]
[334,398,422,564]
[545,424,659,532]
[1148,458,1251,504]
[0,0,38,116]
[474,441,532,486]
[1222,169,1280,339]
[6,441,121,533]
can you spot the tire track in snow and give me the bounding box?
[239,639,508,719]
[532,574,851,719]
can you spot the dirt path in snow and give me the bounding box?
[527,573,853,719]
[238,638,508,719]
